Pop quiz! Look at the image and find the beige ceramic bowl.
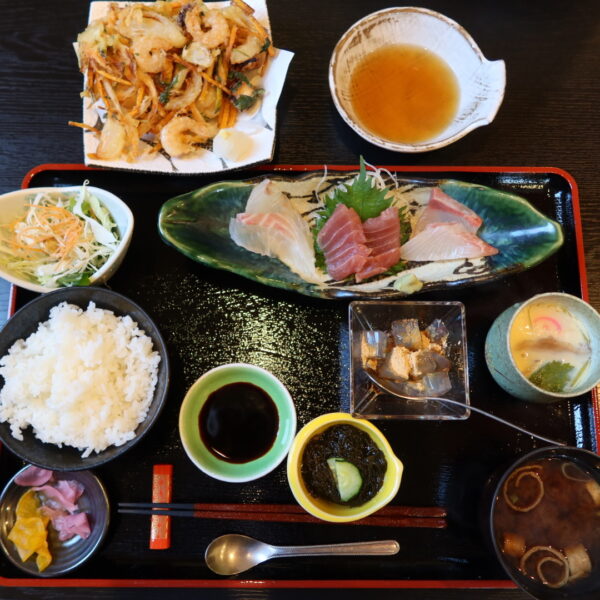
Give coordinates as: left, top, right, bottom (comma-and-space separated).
329, 7, 506, 152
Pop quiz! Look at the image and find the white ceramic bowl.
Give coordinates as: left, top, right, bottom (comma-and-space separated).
0, 185, 134, 293
329, 7, 506, 152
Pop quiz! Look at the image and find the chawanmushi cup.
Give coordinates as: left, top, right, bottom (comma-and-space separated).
484, 293, 600, 403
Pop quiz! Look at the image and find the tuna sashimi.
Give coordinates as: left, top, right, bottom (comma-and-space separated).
414, 188, 483, 235
399, 222, 498, 262
317, 204, 370, 280
230, 179, 327, 285
356, 206, 401, 282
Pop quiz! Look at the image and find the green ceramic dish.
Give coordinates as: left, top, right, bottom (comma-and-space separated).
158, 171, 564, 299
179, 363, 296, 482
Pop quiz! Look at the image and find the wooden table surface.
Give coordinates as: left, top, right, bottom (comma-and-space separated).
0, 1, 598, 599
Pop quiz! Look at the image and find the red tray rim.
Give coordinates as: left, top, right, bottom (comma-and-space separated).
1, 163, 595, 589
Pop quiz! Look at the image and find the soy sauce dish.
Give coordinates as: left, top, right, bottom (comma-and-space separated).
179, 364, 296, 483
486, 446, 600, 600
287, 413, 403, 523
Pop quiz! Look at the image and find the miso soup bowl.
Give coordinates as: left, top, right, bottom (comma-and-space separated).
286, 412, 403, 523
484, 293, 600, 403
484, 446, 600, 600
329, 7, 506, 152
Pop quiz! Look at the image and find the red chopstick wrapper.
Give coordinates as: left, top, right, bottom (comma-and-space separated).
150, 464, 173, 549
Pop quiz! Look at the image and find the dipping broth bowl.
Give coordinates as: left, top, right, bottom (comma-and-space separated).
287, 412, 403, 523
483, 446, 600, 600
329, 7, 506, 153
179, 363, 296, 483
485, 293, 600, 402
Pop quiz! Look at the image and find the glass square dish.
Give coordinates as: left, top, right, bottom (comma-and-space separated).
349, 301, 470, 420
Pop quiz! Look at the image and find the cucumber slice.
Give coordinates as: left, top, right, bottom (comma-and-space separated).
327, 458, 362, 502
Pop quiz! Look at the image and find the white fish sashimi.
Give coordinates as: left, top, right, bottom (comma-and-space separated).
229, 180, 327, 285
400, 222, 498, 262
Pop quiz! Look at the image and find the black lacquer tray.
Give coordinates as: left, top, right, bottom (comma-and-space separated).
0, 164, 596, 591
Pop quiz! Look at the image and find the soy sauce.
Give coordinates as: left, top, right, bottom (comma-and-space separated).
199, 382, 279, 463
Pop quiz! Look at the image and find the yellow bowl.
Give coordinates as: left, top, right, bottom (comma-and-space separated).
286, 412, 403, 523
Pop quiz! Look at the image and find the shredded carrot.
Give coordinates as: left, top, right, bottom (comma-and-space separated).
154, 110, 178, 133
225, 25, 238, 65
227, 104, 237, 129
218, 100, 230, 130
96, 69, 132, 86
199, 71, 231, 95
68, 121, 101, 134
189, 102, 205, 124
232, 0, 254, 15
94, 78, 109, 111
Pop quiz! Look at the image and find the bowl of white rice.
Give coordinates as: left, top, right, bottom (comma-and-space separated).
0, 287, 169, 470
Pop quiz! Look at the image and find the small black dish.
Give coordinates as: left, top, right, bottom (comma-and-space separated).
485, 446, 600, 600
0, 287, 170, 470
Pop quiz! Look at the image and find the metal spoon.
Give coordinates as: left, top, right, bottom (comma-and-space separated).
205, 533, 400, 575
363, 369, 565, 447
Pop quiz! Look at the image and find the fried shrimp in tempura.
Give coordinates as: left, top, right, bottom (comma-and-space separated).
73, 0, 273, 162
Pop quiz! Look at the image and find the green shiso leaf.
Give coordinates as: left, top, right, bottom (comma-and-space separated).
318, 156, 392, 222
528, 361, 574, 393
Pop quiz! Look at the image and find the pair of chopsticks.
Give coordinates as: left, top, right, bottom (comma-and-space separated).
118, 502, 447, 528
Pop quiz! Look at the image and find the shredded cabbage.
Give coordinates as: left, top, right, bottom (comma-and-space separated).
0, 184, 119, 288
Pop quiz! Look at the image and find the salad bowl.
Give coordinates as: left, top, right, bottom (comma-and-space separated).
0, 185, 133, 294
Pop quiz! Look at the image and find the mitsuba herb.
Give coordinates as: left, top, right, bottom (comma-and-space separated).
228, 70, 264, 111
528, 361, 575, 393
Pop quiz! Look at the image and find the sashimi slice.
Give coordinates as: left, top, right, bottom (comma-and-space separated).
230, 179, 327, 285
414, 188, 483, 235
317, 204, 370, 280
400, 222, 498, 262
356, 207, 401, 282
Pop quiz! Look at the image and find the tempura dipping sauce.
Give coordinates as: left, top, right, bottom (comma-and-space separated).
493, 457, 600, 591
349, 44, 460, 144
199, 382, 278, 463
509, 298, 591, 393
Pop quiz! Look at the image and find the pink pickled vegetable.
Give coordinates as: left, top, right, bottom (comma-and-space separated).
14, 466, 53, 487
